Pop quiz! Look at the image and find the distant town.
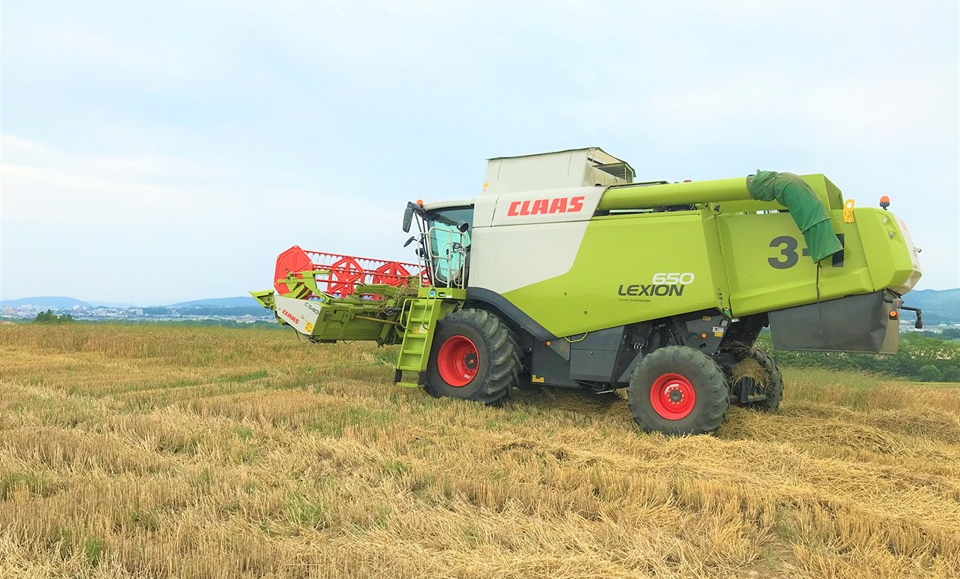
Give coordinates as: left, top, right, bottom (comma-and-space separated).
0, 296, 275, 325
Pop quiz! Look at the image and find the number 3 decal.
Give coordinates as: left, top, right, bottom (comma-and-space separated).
768, 236, 799, 269
768, 234, 845, 269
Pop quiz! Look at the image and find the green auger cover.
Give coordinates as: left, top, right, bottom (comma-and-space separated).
746, 170, 843, 262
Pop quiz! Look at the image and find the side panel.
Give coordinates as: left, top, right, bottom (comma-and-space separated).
500, 212, 719, 337
718, 208, 920, 316
568, 327, 627, 382
769, 291, 901, 353
530, 342, 578, 387
470, 221, 591, 295
718, 212, 870, 315
529, 325, 645, 388
273, 295, 399, 343
274, 295, 322, 335
469, 187, 605, 295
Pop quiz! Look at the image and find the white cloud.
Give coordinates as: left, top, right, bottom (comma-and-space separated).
0, 136, 411, 302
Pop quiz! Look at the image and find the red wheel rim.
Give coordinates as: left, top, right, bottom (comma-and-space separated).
649, 373, 696, 420
437, 336, 479, 387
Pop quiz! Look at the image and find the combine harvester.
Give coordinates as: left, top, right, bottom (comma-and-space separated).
252, 148, 923, 435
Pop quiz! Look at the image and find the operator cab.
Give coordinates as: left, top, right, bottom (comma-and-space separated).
403, 201, 474, 288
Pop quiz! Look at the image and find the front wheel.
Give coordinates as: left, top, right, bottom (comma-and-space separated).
628, 346, 729, 435
425, 308, 520, 405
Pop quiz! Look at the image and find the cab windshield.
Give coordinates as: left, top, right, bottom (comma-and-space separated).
423, 206, 473, 288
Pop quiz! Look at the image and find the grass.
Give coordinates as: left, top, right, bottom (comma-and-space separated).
0, 324, 959, 578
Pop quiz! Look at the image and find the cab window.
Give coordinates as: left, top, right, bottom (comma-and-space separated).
424, 206, 473, 287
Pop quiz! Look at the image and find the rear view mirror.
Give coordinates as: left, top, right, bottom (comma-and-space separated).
402, 203, 415, 233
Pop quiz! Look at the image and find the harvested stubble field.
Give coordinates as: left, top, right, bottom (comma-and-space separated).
1, 325, 959, 579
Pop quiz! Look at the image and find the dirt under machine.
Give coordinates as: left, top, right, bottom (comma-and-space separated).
252, 148, 923, 435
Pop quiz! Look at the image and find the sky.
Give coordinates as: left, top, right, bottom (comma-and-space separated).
1, 0, 958, 304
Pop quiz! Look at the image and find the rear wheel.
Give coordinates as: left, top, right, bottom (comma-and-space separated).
425, 308, 520, 404
730, 347, 783, 411
628, 346, 729, 435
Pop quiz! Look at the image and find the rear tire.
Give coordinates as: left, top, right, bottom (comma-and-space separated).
425, 308, 520, 405
628, 346, 729, 435
732, 347, 783, 411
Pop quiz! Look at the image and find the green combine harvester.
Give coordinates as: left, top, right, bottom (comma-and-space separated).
252, 148, 923, 435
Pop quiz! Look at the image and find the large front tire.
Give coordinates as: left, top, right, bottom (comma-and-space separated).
628, 346, 729, 435
425, 309, 520, 405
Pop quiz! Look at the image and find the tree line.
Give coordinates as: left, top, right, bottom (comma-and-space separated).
32, 309, 76, 324
764, 332, 960, 382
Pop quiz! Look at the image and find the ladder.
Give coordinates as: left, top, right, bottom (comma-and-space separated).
394, 298, 443, 388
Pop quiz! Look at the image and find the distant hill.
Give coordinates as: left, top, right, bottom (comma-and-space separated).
0, 296, 258, 309
2, 289, 955, 322
903, 288, 960, 325
0, 296, 90, 309
167, 296, 259, 308
87, 301, 138, 308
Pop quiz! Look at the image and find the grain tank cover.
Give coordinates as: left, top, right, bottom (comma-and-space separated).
482, 147, 635, 195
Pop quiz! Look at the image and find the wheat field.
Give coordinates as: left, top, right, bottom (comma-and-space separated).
0, 324, 958, 579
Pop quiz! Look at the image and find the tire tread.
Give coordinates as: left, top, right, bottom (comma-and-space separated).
628, 346, 729, 435
426, 308, 521, 405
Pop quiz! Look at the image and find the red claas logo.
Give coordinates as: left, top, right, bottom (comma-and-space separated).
507, 196, 585, 217
281, 309, 300, 324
